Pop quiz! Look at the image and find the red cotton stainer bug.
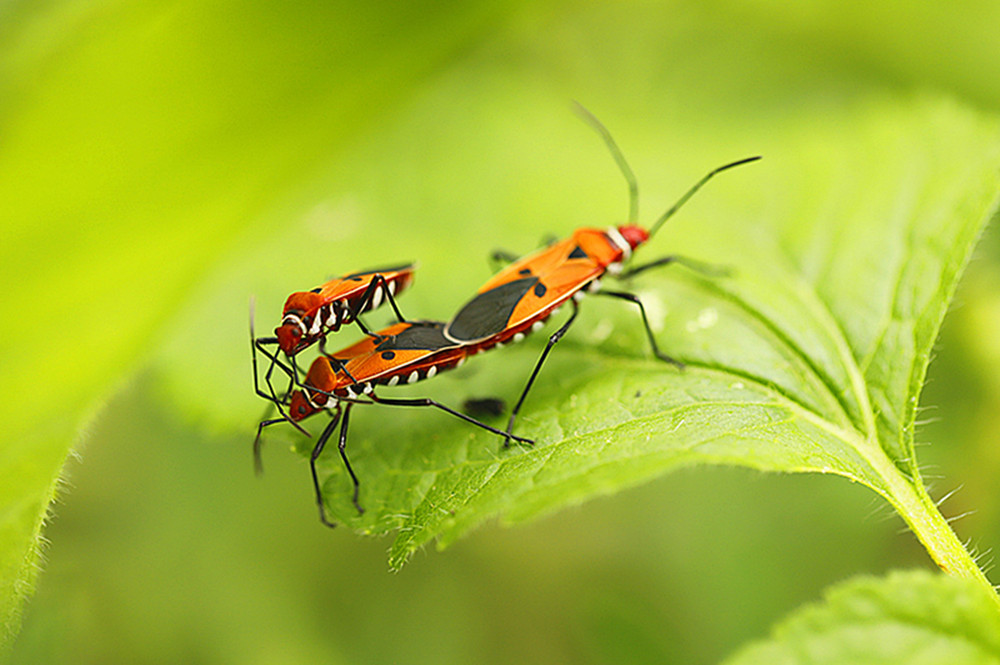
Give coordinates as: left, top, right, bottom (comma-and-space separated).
440, 104, 760, 444
271, 264, 415, 356
252, 264, 416, 406
253, 320, 533, 526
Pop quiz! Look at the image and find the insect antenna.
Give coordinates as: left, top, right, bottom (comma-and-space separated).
646, 156, 761, 241
573, 101, 639, 226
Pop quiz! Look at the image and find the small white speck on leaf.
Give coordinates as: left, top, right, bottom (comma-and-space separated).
685, 307, 718, 333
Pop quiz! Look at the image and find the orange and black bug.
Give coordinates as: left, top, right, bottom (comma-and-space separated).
271, 264, 415, 356
441, 105, 760, 443
254, 320, 533, 526
252, 264, 416, 409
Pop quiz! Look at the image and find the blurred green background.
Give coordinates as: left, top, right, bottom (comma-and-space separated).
3, 0, 1000, 663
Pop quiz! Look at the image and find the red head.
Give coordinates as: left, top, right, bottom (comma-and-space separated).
288, 390, 321, 422
275, 324, 304, 355
616, 225, 649, 250
275, 291, 324, 354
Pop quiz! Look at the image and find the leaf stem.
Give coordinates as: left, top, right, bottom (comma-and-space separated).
789, 401, 999, 611
860, 434, 1000, 612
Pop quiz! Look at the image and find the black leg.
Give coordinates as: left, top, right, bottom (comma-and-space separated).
594, 290, 684, 368
490, 237, 557, 271
504, 299, 580, 444
310, 407, 344, 528
252, 337, 310, 431
490, 249, 521, 272
619, 254, 730, 280
351, 274, 408, 328
250, 305, 311, 449
253, 416, 287, 476
316, 337, 364, 386
368, 393, 534, 446
335, 404, 364, 515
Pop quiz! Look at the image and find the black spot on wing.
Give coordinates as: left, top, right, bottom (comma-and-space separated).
568, 245, 588, 260
533, 282, 547, 298
377, 321, 453, 351
446, 277, 538, 342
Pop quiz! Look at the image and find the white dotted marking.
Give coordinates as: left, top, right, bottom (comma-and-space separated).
407, 370, 420, 384
369, 285, 383, 310
308, 314, 322, 335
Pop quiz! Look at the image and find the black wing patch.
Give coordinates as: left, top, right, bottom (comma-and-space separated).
446, 277, 538, 342
568, 245, 588, 260
377, 321, 452, 351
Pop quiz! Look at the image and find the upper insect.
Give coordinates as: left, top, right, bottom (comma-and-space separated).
274, 263, 416, 355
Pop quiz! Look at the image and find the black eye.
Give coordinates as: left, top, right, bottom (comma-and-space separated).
297, 405, 306, 415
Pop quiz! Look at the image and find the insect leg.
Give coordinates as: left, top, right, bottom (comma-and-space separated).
316, 337, 364, 386
367, 393, 534, 446
489, 249, 521, 272
334, 403, 365, 515
250, 310, 309, 437
310, 406, 345, 527
351, 274, 409, 329
489, 237, 556, 271
503, 299, 580, 445
253, 416, 288, 476
594, 290, 684, 368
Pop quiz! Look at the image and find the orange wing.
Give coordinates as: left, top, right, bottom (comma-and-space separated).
446, 228, 625, 343
330, 321, 464, 392
312, 264, 415, 307
276, 263, 415, 354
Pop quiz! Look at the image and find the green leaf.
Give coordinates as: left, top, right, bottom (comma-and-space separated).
214, 94, 998, 574
332, 98, 996, 571
724, 570, 1000, 665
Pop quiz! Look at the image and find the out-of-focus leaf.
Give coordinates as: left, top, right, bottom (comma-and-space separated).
0, 0, 530, 648
725, 570, 1000, 664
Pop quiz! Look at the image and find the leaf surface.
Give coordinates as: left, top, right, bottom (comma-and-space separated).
724, 570, 1000, 665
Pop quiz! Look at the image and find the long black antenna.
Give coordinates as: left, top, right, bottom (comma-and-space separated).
647, 156, 761, 240
573, 102, 639, 225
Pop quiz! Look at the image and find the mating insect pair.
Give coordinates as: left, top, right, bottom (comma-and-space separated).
252, 107, 759, 526
252, 267, 535, 526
